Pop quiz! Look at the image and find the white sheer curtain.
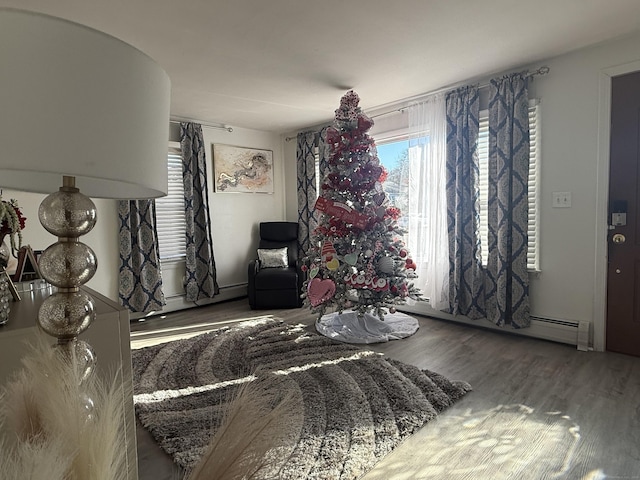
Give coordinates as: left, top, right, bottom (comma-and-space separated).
407, 94, 450, 311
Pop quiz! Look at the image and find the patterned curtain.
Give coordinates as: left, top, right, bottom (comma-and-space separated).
180, 122, 220, 302
118, 199, 165, 313
486, 73, 530, 327
445, 86, 485, 319
297, 128, 328, 255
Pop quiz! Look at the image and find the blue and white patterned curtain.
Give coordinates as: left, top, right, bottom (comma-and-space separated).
486, 73, 530, 327
445, 86, 485, 319
118, 199, 165, 313
297, 128, 329, 255
180, 122, 220, 302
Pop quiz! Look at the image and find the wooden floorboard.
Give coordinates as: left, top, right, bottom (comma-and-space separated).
131, 298, 640, 479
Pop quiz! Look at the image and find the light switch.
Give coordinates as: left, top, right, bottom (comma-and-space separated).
552, 192, 571, 208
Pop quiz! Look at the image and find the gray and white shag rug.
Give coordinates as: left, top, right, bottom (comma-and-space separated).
132, 318, 471, 479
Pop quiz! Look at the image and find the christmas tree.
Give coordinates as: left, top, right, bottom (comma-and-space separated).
302, 91, 423, 321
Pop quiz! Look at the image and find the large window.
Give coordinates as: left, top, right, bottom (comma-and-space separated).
155, 142, 187, 261
376, 100, 540, 271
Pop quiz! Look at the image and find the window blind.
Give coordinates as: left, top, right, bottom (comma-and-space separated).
155, 145, 187, 261
478, 100, 540, 271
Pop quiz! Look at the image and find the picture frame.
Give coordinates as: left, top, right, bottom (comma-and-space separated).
1, 267, 20, 301
212, 144, 274, 193
12, 246, 42, 283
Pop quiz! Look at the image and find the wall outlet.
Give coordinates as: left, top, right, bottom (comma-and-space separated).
552, 191, 572, 208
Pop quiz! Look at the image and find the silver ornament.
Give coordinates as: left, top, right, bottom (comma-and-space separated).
377, 256, 394, 274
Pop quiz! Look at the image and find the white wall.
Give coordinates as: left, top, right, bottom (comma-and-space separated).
0, 190, 119, 297
6, 124, 285, 312
282, 31, 640, 350
158, 124, 286, 313
529, 31, 640, 350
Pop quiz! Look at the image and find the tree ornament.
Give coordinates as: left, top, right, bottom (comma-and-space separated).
307, 278, 336, 307
344, 252, 358, 265
326, 257, 340, 271
377, 256, 394, 274
322, 240, 337, 262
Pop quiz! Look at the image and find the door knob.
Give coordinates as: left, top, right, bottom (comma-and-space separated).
612, 233, 626, 244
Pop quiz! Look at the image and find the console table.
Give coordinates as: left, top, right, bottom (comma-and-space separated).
0, 283, 138, 480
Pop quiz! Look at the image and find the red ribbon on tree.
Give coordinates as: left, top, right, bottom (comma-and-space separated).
314, 196, 369, 229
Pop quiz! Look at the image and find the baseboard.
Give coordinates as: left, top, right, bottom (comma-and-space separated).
397, 302, 590, 350
130, 284, 248, 321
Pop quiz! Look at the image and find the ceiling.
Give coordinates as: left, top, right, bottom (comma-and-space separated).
3, 1, 640, 133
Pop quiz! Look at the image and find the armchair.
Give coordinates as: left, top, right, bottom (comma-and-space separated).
247, 222, 303, 309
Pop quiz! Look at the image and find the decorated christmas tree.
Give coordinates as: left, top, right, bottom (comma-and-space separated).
302, 91, 423, 321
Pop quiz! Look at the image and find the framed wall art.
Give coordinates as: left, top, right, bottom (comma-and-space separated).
212, 144, 274, 193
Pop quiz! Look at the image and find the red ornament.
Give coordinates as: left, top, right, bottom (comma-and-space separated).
386, 207, 401, 220
378, 166, 388, 183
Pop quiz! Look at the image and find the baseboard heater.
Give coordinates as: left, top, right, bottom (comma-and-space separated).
529, 315, 589, 351
397, 303, 590, 351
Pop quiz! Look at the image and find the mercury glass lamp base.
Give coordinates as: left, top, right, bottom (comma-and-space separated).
36, 176, 98, 343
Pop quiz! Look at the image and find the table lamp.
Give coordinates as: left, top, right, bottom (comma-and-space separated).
0, 8, 171, 343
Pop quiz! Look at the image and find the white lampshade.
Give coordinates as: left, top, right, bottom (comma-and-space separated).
0, 8, 171, 199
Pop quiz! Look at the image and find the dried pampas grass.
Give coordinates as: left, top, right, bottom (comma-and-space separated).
0, 337, 129, 480
2, 337, 301, 480
185, 371, 302, 480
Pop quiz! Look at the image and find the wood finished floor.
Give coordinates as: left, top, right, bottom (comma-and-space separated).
130, 298, 640, 479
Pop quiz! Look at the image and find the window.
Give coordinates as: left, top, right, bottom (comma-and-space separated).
478, 100, 540, 271
155, 142, 187, 261
376, 99, 541, 271
377, 139, 410, 211
377, 139, 410, 242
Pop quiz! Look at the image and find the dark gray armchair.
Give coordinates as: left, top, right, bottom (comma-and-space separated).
247, 222, 303, 309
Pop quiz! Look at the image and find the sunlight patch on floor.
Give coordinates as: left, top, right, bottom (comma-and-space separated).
362, 404, 591, 479
133, 349, 382, 405
134, 374, 257, 404
272, 350, 382, 376
130, 315, 276, 349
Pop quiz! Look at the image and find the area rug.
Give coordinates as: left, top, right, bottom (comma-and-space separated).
132, 318, 471, 479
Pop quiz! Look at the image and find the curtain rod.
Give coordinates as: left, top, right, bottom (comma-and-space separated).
285, 65, 550, 141
370, 66, 550, 121
170, 118, 233, 132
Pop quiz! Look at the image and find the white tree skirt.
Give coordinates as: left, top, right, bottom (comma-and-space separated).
315, 310, 419, 344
